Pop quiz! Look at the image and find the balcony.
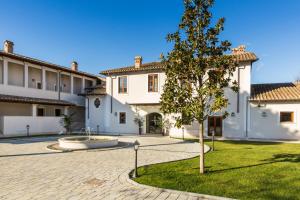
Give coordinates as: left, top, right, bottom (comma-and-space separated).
60, 74, 71, 93
28, 66, 42, 89
46, 70, 58, 91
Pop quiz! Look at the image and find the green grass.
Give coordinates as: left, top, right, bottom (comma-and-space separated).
134, 141, 300, 200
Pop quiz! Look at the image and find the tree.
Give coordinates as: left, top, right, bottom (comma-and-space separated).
160, 0, 238, 174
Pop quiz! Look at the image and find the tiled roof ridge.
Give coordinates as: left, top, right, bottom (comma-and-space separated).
251, 82, 300, 102
0, 51, 98, 79
101, 51, 258, 75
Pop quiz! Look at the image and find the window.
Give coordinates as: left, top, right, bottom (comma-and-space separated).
118, 76, 127, 93
119, 112, 126, 124
37, 108, 44, 116
55, 109, 62, 117
148, 74, 158, 92
280, 112, 294, 123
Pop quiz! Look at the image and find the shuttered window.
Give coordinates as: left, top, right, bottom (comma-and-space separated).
118, 76, 127, 93
148, 74, 158, 92
280, 112, 294, 123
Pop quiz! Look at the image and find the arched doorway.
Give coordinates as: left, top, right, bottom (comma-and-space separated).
146, 113, 162, 134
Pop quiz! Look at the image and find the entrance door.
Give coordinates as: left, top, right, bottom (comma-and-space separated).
146, 113, 162, 134
208, 116, 222, 136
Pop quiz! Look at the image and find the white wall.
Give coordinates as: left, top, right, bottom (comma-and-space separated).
0, 56, 96, 106
169, 62, 252, 139
106, 71, 165, 105
249, 102, 300, 140
2, 116, 64, 136
88, 62, 253, 137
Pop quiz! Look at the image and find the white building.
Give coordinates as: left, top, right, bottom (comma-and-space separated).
86, 46, 300, 140
2, 40, 300, 140
0, 40, 99, 136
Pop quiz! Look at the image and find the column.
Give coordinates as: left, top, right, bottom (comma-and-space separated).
70, 74, 74, 94
82, 77, 85, 93
3, 58, 8, 85
24, 62, 28, 88
42, 67, 46, 91
32, 104, 37, 117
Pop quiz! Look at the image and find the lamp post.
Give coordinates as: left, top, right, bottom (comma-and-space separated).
26, 125, 30, 137
133, 140, 140, 178
211, 130, 215, 151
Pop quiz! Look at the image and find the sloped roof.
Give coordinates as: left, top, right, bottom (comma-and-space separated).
0, 51, 98, 79
100, 52, 258, 75
250, 82, 300, 102
0, 94, 76, 106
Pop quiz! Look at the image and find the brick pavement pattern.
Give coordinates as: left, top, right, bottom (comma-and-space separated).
0, 135, 213, 200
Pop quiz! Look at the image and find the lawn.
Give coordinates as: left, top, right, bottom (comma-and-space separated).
134, 140, 300, 200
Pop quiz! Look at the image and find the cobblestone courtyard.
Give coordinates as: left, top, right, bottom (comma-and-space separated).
0, 135, 209, 200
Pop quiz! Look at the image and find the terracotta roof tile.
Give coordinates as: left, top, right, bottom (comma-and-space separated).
0, 51, 98, 79
250, 82, 300, 102
0, 94, 76, 106
100, 52, 258, 75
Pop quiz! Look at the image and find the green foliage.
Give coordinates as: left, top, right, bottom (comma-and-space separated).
135, 141, 300, 199
60, 112, 75, 134
157, 117, 172, 135
160, 0, 238, 128
134, 116, 144, 128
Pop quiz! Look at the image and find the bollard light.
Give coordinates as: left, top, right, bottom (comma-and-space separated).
97, 125, 99, 134
133, 140, 140, 178
211, 130, 215, 151
26, 125, 30, 137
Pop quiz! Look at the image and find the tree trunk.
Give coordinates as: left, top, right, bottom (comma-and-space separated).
199, 121, 205, 174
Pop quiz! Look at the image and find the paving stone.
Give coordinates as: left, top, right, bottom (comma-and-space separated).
0, 135, 211, 200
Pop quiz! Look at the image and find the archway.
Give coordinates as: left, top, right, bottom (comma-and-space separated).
146, 113, 162, 134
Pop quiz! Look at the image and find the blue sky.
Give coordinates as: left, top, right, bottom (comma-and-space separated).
0, 0, 299, 83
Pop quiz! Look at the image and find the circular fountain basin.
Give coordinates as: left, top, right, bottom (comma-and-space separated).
58, 136, 118, 150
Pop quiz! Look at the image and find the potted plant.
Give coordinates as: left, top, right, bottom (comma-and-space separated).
158, 117, 172, 136
60, 112, 75, 134
134, 116, 144, 135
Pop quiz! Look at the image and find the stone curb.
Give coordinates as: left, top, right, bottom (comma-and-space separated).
123, 171, 234, 200
119, 144, 235, 200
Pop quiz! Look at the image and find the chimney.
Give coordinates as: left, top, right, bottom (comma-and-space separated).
134, 56, 142, 68
4, 40, 14, 53
71, 61, 78, 71
232, 45, 246, 55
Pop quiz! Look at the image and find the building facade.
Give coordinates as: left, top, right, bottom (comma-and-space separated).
86, 46, 300, 140
0, 40, 99, 136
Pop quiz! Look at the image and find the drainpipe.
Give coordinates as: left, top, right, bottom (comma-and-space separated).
58, 71, 61, 100
86, 96, 90, 119
237, 67, 240, 113
110, 75, 113, 113
245, 96, 249, 138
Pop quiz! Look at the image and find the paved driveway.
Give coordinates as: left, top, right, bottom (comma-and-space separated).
0, 135, 207, 200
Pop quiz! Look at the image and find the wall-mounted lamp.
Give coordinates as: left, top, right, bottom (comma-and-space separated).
261, 111, 267, 117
